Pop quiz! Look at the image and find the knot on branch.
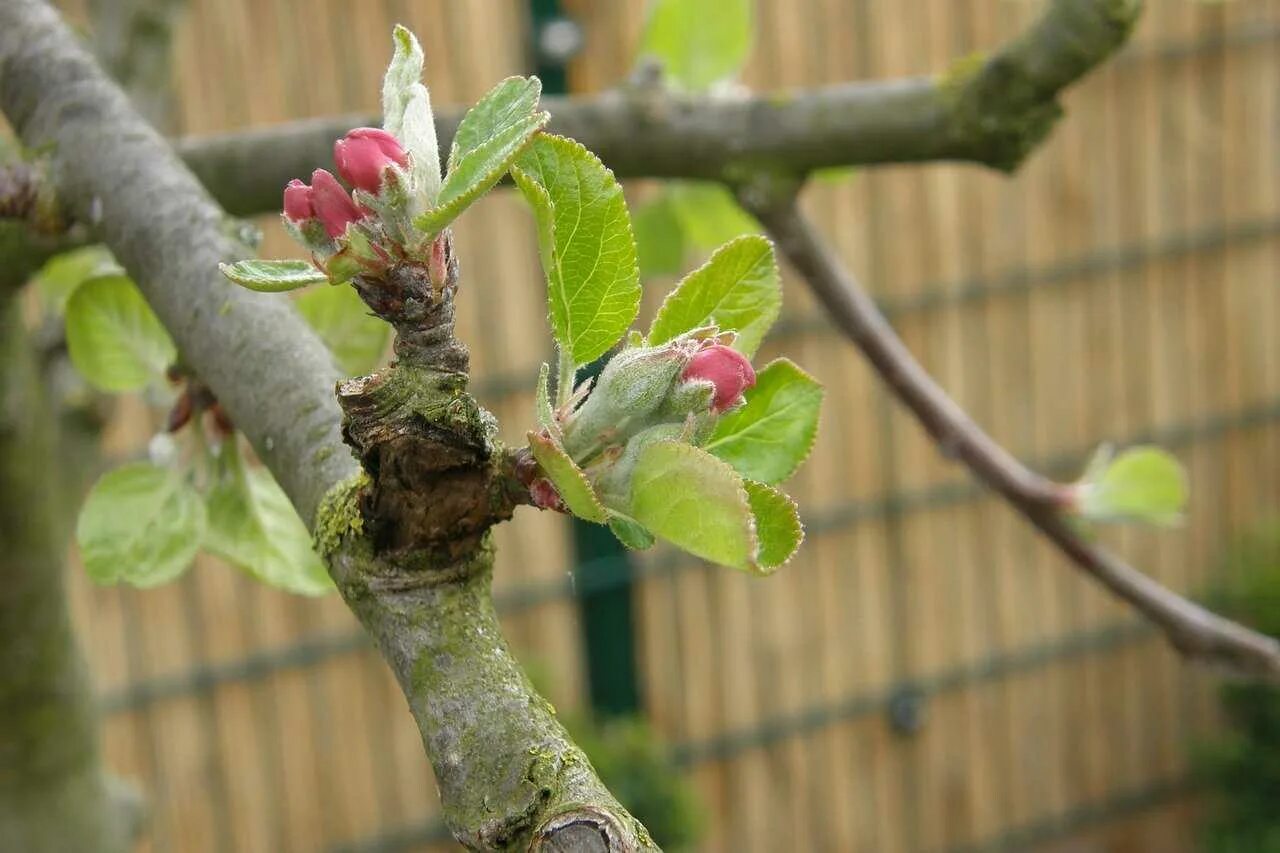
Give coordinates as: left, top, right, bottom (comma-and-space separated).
939, 52, 1064, 173
338, 362, 524, 567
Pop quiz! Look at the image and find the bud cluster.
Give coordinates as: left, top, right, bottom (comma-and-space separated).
280, 127, 447, 292
547, 331, 757, 510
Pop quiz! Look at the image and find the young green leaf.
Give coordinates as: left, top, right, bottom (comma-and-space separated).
704, 358, 823, 485
648, 234, 781, 357
382, 24, 441, 204
65, 274, 177, 391
629, 440, 759, 572
76, 463, 205, 587
512, 134, 641, 366
416, 77, 548, 233
608, 514, 656, 551
1077, 445, 1188, 526
448, 76, 543, 171
528, 431, 609, 523
204, 448, 333, 596
219, 259, 328, 292
296, 283, 390, 376
34, 245, 121, 312
639, 0, 754, 91
745, 480, 803, 571
534, 362, 560, 439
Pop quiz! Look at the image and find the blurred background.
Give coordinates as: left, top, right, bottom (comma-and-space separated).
34, 0, 1280, 851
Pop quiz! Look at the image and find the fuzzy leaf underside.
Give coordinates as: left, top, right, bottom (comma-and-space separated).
629, 440, 761, 573
744, 480, 803, 571
528, 431, 609, 523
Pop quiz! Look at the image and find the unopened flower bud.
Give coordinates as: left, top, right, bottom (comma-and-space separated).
334, 127, 409, 194
310, 169, 363, 238
283, 178, 314, 222
682, 344, 755, 412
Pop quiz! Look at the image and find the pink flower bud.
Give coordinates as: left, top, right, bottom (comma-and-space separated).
309, 169, 362, 238
334, 127, 409, 194
282, 178, 314, 222
682, 344, 756, 413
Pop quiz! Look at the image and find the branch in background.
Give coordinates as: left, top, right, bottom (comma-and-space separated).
0, 2, 649, 849
175, 0, 1141, 218
746, 194, 1280, 682
88, 0, 186, 129
0, 290, 131, 852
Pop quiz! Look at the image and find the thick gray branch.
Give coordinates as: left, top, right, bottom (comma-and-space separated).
176, 0, 1141, 217
748, 194, 1280, 682
0, 0, 352, 524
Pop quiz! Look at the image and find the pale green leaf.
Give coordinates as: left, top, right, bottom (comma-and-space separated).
745, 480, 802, 572
34, 245, 120, 312
513, 134, 641, 366
529, 431, 609, 523
534, 362, 559, 438
1078, 445, 1188, 526
609, 514, 656, 551
648, 234, 780, 356
448, 76, 543, 171
65, 274, 176, 392
633, 194, 687, 278
382, 24, 441, 203
205, 449, 333, 596
639, 0, 754, 91
667, 182, 759, 250
296, 284, 390, 376
630, 440, 758, 572
417, 91, 548, 234
705, 358, 823, 485
218, 259, 327, 292
76, 463, 205, 588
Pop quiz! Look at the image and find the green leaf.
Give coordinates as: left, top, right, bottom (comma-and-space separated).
639, 0, 754, 91
65, 274, 177, 392
1078, 445, 1188, 526
609, 514, 656, 551
76, 463, 205, 588
529, 431, 609, 523
218, 259, 328, 292
382, 24, 441, 203
513, 134, 641, 366
296, 284, 390, 375
630, 440, 759, 572
705, 358, 823, 485
417, 77, 548, 233
448, 76, 543, 171
667, 182, 759, 250
745, 480, 803, 571
204, 448, 333, 596
633, 194, 687, 278
534, 362, 560, 438
648, 234, 780, 356
34, 245, 120, 313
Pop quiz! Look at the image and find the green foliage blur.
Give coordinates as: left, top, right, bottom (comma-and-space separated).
1196, 523, 1280, 852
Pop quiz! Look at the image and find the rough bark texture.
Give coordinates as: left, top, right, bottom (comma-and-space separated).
176, 0, 1141, 217
0, 296, 129, 853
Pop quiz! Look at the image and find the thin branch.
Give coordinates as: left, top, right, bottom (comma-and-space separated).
747, 193, 1280, 682
175, 0, 1142, 218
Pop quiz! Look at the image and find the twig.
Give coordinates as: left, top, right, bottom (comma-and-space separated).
747, 194, 1280, 682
